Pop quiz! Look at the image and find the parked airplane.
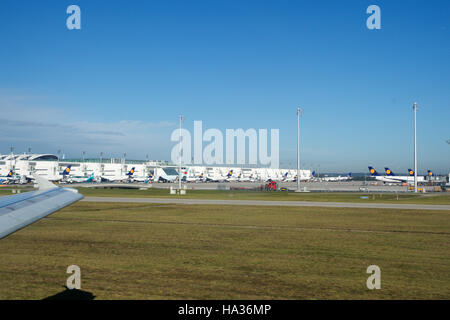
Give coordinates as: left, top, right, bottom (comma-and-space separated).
66, 172, 96, 183
62, 165, 72, 177
321, 173, 352, 182
281, 171, 296, 182
205, 170, 233, 182
101, 167, 136, 182
183, 175, 202, 183
224, 170, 238, 182
44, 165, 73, 182
180, 168, 203, 183
145, 170, 159, 183
299, 171, 316, 182
238, 173, 257, 182
132, 172, 154, 183
385, 167, 426, 183
369, 167, 425, 184
368, 167, 401, 183
0, 170, 16, 184
33, 165, 72, 183
1, 170, 13, 178
285, 173, 306, 182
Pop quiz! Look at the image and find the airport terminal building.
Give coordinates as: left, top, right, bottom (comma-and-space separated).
0, 153, 312, 183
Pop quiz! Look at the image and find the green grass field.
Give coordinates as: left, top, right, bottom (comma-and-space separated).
0, 202, 449, 299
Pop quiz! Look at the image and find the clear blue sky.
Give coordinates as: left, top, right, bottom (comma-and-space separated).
0, 0, 449, 173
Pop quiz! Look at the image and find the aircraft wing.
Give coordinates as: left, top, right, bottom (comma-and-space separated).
0, 174, 83, 239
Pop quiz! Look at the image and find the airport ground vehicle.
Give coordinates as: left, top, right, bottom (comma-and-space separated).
265, 181, 278, 191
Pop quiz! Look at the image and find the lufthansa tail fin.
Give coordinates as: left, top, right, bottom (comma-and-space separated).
368, 167, 378, 176
127, 167, 136, 176
61, 165, 72, 176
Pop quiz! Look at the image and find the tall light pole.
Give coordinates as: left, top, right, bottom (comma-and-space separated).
297, 107, 302, 191
413, 102, 418, 193
10, 146, 15, 171
178, 115, 183, 190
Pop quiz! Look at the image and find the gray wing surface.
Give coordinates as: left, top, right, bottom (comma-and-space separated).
0, 176, 83, 239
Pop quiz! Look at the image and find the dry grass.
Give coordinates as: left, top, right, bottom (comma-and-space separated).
0, 202, 449, 299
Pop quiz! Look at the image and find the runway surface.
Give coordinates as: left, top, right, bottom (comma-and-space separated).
82, 197, 450, 211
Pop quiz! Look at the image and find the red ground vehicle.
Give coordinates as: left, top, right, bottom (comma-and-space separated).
265, 180, 278, 191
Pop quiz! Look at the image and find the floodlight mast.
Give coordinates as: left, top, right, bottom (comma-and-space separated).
179, 115, 183, 190
413, 102, 418, 193
297, 107, 302, 191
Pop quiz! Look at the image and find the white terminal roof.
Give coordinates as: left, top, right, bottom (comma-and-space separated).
0, 154, 58, 161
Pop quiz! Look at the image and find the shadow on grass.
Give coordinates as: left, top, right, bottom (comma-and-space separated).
43, 286, 95, 300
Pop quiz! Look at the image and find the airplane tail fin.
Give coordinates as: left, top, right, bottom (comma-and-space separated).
408, 169, 414, 176
62, 165, 72, 176
384, 167, 394, 176
7, 170, 13, 177
368, 166, 378, 176
127, 167, 135, 176
427, 170, 434, 177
